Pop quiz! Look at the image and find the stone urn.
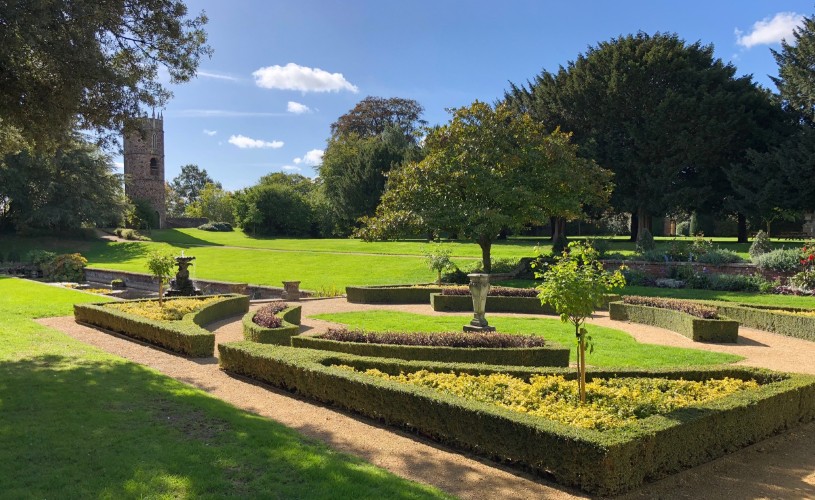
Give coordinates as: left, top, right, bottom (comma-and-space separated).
463, 273, 495, 332
282, 280, 301, 301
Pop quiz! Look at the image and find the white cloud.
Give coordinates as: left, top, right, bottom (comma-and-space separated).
287, 101, 311, 114
203, 129, 217, 136
736, 12, 804, 48
198, 70, 240, 81
293, 149, 324, 167
228, 134, 284, 149
113, 161, 124, 170
253, 63, 358, 93
281, 165, 302, 172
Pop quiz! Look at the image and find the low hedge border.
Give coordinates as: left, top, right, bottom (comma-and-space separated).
345, 285, 442, 304
290, 336, 569, 367
609, 302, 739, 343
713, 303, 815, 342
242, 304, 303, 345
430, 293, 622, 314
74, 294, 249, 357
218, 342, 815, 496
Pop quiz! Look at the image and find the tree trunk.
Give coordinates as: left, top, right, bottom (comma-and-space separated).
577, 323, 586, 404
550, 216, 558, 241
630, 213, 639, 242
478, 237, 492, 274
737, 213, 748, 243
637, 207, 652, 238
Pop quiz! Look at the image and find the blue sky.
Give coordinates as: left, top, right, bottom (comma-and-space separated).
118, 1, 814, 190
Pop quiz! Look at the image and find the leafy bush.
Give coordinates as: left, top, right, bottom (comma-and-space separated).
789, 270, 815, 291
621, 268, 655, 286
639, 249, 668, 262
696, 249, 744, 265
675, 220, 690, 236
198, 222, 233, 232
622, 296, 719, 319
465, 257, 521, 274
252, 302, 290, 328
586, 237, 611, 258
749, 230, 773, 259
111, 278, 126, 289
26, 249, 57, 267
635, 228, 655, 252
114, 227, 147, 240
441, 285, 538, 297
41, 253, 87, 282
753, 248, 802, 272
320, 328, 547, 348
440, 266, 469, 284
424, 243, 453, 284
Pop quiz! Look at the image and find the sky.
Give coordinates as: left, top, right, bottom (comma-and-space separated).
116, 1, 815, 191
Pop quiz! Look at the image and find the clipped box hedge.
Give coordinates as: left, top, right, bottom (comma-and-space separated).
290, 335, 569, 367
713, 303, 815, 342
242, 304, 303, 345
74, 294, 249, 357
345, 285, 443, 304
431, 293, 622, 314
609, 302, 739, 342
218, 342, 815, 496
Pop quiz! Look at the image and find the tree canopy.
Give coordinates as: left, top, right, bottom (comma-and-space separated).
169, 164, 218, 214
0, 0, 211, 152
329, 96, 427, 141
504, 32, 785, 240
357, 101, 612, 272
772, 12, 815, 126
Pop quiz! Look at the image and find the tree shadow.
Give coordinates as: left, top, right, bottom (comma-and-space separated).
149, 229, 224, 248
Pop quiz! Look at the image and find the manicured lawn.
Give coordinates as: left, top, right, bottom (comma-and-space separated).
312, 311, 742, 368
0, 277, 449, 499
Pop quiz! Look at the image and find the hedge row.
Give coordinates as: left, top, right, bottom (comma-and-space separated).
713, 303, 815, 342
290, 336, 569, 367
74, 294, 249, 357
242, 304, 303, 345
218, 342, 815, 495
609, 302, 739, 343
431, 293, 622, 314
345, 285, 442, 304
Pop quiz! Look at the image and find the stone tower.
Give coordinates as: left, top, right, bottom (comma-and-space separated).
123, 113, 166, 228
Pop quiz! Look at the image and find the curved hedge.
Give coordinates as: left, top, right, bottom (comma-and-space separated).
609, 301, 738, 343
713, 303, 815, 342
74, 294, 249, 357
242, 304, 302, 345
218, 342, 815, 496
290, 335, 569, 367
345, 285, 442, 304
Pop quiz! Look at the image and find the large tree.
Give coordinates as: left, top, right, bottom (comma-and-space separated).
357, 101, 612, 272
320, 123, 422, 234
184, 182, 235, 224
330, 96, 427, 141
771, 12, 815, 126
505, 32, 785, 241
169, 164, 217, 214
0, 138, 126, 232
0, 0, 211, 153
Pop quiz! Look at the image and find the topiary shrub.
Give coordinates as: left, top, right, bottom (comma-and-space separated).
749, 230, 773, 259
198, 222, 234, 232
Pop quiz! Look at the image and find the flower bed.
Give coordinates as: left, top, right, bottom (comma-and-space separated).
291, 328, 568, 367
242, 302, 302, 345
609, 299, 739, 343
74, 294, 249, 357
217, 342, 815, 496
431, 292, 621, 314
441, 286, 538, 297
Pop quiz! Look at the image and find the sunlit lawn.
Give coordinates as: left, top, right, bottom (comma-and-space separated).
0, 277, 449, 499
312, 310, 742, 368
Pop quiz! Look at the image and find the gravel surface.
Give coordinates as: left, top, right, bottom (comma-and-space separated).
38, 297, 815, 499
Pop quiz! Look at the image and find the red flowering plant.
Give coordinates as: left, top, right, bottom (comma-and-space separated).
790, 241, 815, 291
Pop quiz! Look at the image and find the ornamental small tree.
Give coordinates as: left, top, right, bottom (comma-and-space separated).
146, 251, 176, 306
536, 241, 626, 403
424, 244, 454, 284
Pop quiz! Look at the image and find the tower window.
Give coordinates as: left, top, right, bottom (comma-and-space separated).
149, 158, 158, 175
151, 132, 157, 151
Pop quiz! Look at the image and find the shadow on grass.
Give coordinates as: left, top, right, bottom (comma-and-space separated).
0, 354, 445, 499
83, 241, 153, 263
148, 229, 225, 248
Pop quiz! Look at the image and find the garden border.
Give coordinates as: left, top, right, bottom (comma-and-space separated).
713, 303, 815, 342
218, 342, 815, 496
74, 294, 249, 357
608, 302, 739, 342
242, 304, 303, 345
345, 285, 442, 304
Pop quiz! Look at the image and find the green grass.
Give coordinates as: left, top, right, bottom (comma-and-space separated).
312, 311, 742, 368
0, 277, 449, 499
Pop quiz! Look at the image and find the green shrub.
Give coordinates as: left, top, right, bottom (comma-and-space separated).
75, 294, 248, 356
696, 249, 744, 265
345, 285, 443, 304
621, 268, 655, 286
749, 230, 773, 259
789, 269, 815, 291
676, 220, 690, 236
622, 296, 719, 318
753, 248, 801, 272
639, 249, 668, 262
198, 222, 234, 232
431, 293, 556, 314
42, 253, 87, 282
586, 237, 611, 258
713, 303, 815, 342
242, 304, 302, 345
110, 278, 126, 289
610, 301, 738, 342
218, 342, 815, 496
635, 228, 655, 253
26, 249, 57, 267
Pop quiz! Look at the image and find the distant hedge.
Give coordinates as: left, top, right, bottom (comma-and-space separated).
609, 301, 738, 343
242, 304, 302, 345
218, 342, 815, 496
713, 303, 815, 342
345, 285, 442, 304
431, 293, 621, 314
74, 294, 248, 357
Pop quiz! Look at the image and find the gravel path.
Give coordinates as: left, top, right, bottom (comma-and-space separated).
38, 298, 815, 499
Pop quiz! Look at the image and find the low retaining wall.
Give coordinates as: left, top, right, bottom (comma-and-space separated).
85, 268, 307, 300
603, 260, 790, 281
